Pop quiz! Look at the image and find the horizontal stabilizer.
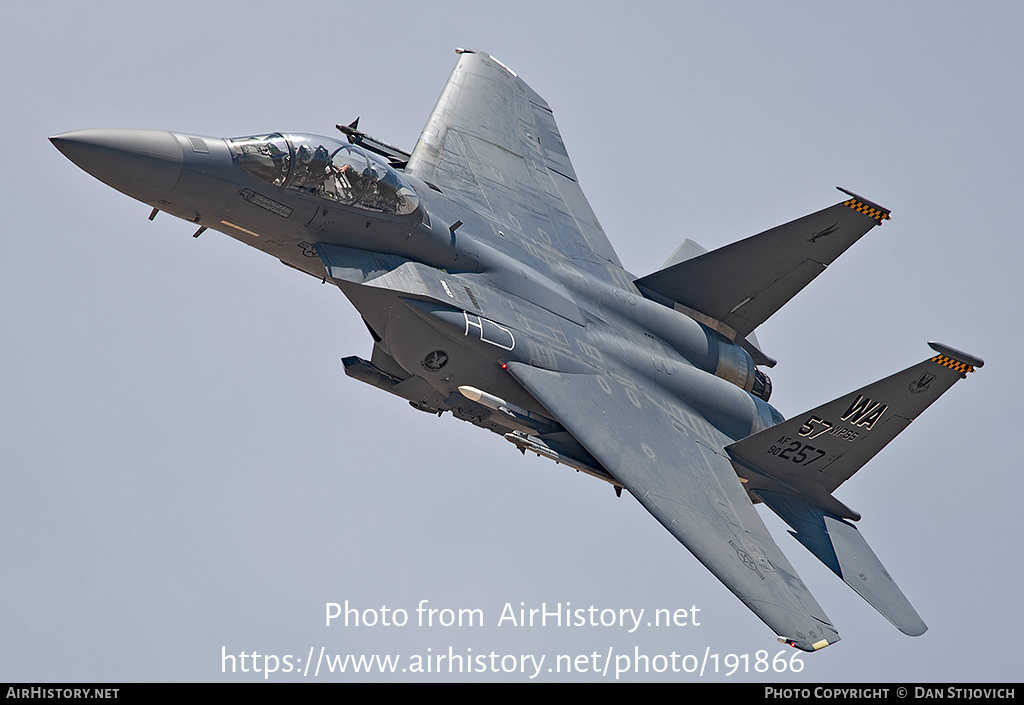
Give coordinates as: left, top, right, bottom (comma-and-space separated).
660, 238, 709, 269
754, 491, 927, 636
726, 342, 983, 509
634, 189, 890, 340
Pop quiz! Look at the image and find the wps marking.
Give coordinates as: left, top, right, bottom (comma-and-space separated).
840, 395, 888, 429
798, 415, 858, 442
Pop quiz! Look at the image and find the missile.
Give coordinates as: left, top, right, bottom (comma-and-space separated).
457, 385, 556, 431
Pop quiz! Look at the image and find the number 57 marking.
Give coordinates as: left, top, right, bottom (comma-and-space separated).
799, 415, 833, 439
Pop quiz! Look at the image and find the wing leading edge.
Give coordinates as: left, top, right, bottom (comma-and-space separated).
504, 361, 840, 651
406, 50, 622, 271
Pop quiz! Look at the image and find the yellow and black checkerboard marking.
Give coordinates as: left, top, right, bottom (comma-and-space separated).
843, 198, 891, 223
931, 354, 975, 374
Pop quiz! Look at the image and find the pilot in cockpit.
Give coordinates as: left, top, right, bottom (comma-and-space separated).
293, 143, 332, 189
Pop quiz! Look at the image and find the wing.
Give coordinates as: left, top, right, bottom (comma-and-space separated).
504, 361, 841, 651
406, 50, 622, 271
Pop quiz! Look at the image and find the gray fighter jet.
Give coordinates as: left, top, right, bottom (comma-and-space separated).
51, 49, 982, 652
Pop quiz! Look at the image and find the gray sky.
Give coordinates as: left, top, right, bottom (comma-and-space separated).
3, 0, 1019, 682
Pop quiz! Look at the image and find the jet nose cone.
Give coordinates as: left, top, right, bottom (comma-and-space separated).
50, 129, 184, 203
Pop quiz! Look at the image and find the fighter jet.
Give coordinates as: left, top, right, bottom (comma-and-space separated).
51, 49, 982, 652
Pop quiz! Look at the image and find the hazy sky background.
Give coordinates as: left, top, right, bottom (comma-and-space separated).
3, 1, 1019, 682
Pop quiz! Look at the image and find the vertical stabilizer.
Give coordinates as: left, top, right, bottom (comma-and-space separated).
725, 343, 982, 635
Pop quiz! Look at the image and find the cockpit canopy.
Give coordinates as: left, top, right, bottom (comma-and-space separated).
229, 133, 419, 216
